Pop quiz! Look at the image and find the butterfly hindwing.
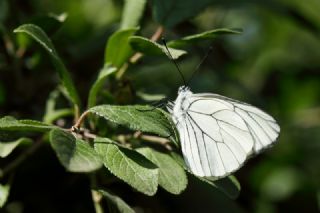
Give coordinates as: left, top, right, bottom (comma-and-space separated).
173, 90, 280, 178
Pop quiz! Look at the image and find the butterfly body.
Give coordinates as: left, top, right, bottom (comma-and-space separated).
168, 86, 280, 178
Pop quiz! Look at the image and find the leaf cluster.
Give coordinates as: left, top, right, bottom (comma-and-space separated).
0, 0, 243, 211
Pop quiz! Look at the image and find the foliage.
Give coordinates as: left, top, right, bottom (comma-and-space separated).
0, 0, 320, 212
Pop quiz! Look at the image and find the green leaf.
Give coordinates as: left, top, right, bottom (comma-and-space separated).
199, 176, 241, 199
136, 91, 166, 102
88, 105, 179, 145
0, 116, 54, 132
98, 189, 135, 213
49, 129, 103, 173
0, 138, 32, 158
43, 89, 74, 124
170, 151, 240, 198
105, 28, 138, 68
151, 0, 213, 28
169, 151, 188, 169
88, 64, 117, 108
168, 28, 243, 48
120, 0, 146, 29
44, 109, 74, 124
0, 183, 10, 208
13, 24, 80, 107
137, 147, 187, 194
129, 36, 187, 59
94, 137, 159, 196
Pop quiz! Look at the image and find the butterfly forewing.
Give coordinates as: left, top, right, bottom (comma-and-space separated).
172, 88, 280, 178
191, 93, 280, 152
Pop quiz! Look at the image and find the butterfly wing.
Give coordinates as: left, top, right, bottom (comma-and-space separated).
176, 93, 280, 177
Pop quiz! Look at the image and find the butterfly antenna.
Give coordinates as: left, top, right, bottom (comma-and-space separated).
161, 38, 186, 86
186, 46, 213, 86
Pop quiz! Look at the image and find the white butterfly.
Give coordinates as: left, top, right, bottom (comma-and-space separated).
167, 86, 280, 178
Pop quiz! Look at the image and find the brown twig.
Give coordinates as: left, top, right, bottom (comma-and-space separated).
117, 131, 172, 150
139, 134, 172, 151
130, 25, 164, 64
116, 26, 164, 79
72, 110, 91, 130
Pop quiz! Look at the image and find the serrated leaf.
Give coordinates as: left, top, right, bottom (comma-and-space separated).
99, 190, 135, 213
151, 0, 213, 28
0, 116, 54, 132
0, 183, 10, 207
137, 147, 187, 194
105, 28, 138, 68
49, 129, 103, 172
129, 36, 187, 59
88, 64, 117, 108
120, 0, 146, 29
14, 24, 80, 107
0, 138, 32, 158
94, 137, 159, 196
168, 28, 243, 48
88, 105, 178, 145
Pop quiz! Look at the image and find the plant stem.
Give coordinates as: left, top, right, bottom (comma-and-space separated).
74, 105, 80, 123
0, 139, 43, 178
116, 25, 164, 79
90, 174, 104, 213
92, 190, 104, 213
73, 110, 91, 129
117, 131, 172, 150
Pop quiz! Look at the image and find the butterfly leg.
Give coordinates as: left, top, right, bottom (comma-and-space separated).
136, 98, 168, 112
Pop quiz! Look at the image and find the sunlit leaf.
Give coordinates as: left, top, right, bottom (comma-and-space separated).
105, 28, 138, 68
14, 24, 80, 107
49, 129, 103, 172
0, 116, 54, 132
88, 105, 179, 145
94, 137, 159, 196
129, 36, 187, 59
137, 147, 187, 194
121, 0, 146, 29
0, 183, 10, 207
136, 91, 166, 102
0, 137, 32, 158
168, 28, 242, 48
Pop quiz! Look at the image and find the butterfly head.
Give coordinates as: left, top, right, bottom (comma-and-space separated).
178, 86, 191, 94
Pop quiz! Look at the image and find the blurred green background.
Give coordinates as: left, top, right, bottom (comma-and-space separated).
1, 0, 320, 212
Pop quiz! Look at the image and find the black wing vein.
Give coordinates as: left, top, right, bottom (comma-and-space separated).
185, 116, 205, 174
